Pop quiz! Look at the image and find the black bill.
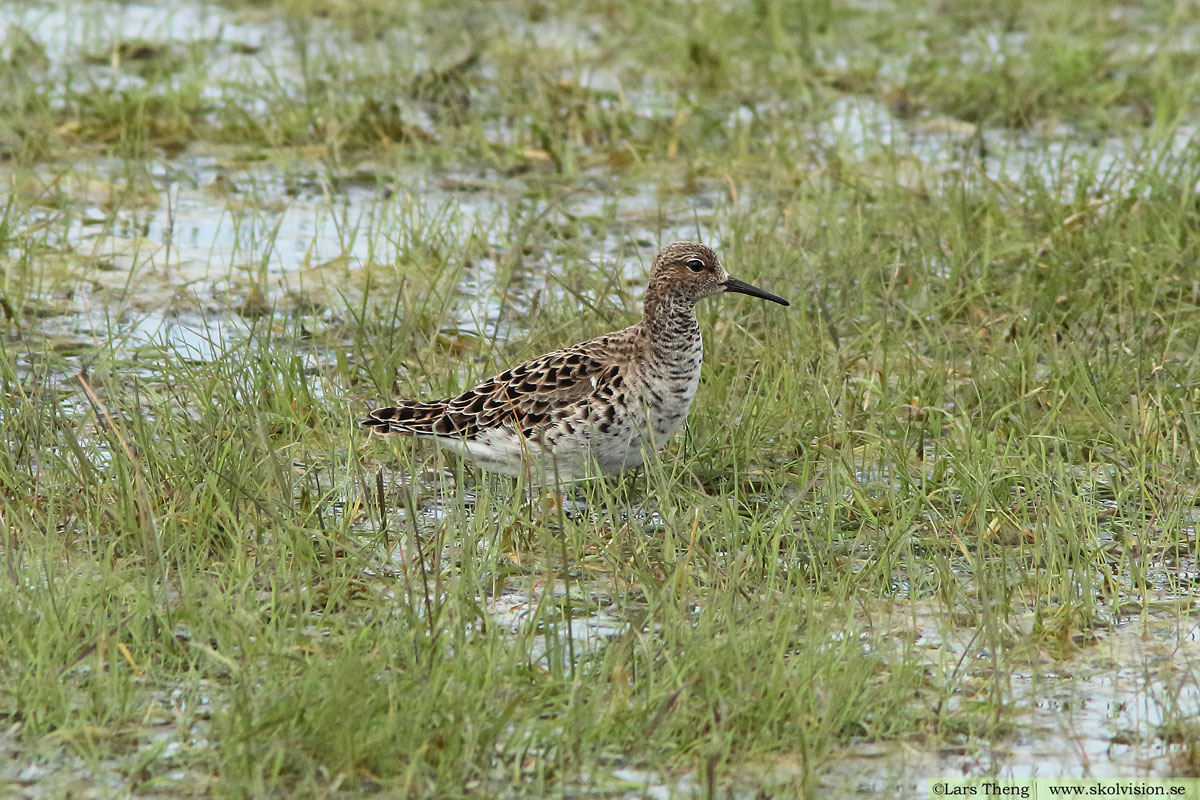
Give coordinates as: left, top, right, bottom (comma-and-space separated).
722, 276, 789, 306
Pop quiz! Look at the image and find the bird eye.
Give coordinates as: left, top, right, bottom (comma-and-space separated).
686, 258, 705, 273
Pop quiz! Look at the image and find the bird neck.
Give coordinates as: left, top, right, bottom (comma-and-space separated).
643, 291, 701, 357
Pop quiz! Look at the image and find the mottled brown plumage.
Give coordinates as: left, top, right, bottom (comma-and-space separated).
364, 241, 788, 480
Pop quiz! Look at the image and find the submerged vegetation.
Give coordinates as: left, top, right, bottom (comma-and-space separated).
2, 0, 1200, 796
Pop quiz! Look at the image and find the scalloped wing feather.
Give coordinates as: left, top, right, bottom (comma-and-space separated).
364, 337, 627, 440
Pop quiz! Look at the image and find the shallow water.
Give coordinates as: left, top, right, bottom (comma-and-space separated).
352, 473, 1200, 797
5, 1, 1200, 796
818, 606, 1200, 797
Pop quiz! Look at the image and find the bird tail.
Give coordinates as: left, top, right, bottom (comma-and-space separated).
362, 401, 450, 435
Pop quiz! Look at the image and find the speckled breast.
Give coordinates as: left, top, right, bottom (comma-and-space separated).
632, 335, 703, 446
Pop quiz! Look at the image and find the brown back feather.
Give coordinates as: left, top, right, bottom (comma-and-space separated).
363, 339, 624, 439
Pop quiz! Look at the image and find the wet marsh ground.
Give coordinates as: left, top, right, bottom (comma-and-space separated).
3, 0, 1200, 797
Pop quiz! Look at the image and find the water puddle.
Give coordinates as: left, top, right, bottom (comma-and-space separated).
347, 465, 1200, 796
816, 95, 1198, 198
818, 606, 1200, 797
4, 149, 741, 385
